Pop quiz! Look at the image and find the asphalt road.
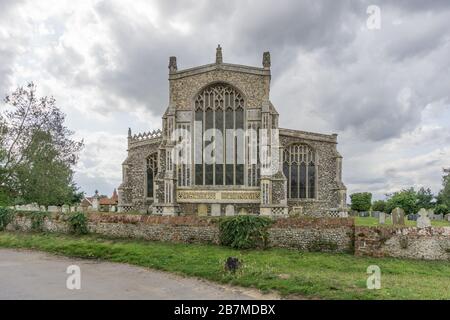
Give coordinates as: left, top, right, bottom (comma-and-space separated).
0, 249, 277, 300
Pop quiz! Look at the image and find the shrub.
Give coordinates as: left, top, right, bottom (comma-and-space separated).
350, 192, 372, 212
219, 215, 273, 249
372, 200, 387, 212
434, 204, 448, 216
0, 207, 14, 231
386, 188, 418, 215
67, 212, 89, 235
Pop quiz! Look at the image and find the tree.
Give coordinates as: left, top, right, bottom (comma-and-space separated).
437, 168, 450, 208
416, 187, 434, 209
372, 200, 387, 212
350, 192, 372, 212
385, 188, 418, 215
1, 82, 84, 205
434, 204, 448, 216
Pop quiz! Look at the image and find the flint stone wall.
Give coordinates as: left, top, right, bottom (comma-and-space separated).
7, 213, 354, 251
355, 226, 450, 260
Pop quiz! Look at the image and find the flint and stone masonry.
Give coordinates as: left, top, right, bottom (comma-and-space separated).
118, 46, 347, 216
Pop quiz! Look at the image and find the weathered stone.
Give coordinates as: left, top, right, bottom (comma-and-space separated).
61, 205, 70, 213
47, 206, 61, 213
117, 46, 347, 217
391, 207, 405, 225
238, 207, 248, 215
378, 212, 386, 224
211, 204, 221, 216
416, 208, 431, 228
225, 205, 235, 216
39, 205, 46, 212
197, 204, 208, 216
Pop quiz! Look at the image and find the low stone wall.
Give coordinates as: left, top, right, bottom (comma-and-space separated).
6, 213, 354, 252
355, 226, 450, 260
7, 212, 450, 260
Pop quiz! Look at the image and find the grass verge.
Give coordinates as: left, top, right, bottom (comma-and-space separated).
354, 216, 450, 227
1, 231, 450, 299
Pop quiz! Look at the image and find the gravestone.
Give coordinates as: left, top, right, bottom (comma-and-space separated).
225, 204, 235, 216
391, 207, 405, 225
47, 206, 61, 213
39, 205, 46, 212
408, 214, 418, 221
70, 206, 76, 212
61, 205, 70, 213
211, 204, 221, 216
446, 214, 450, 222
238, 207, 248, 215
431, 213, 443, 221
416, 208, 431, 228
109, 205, 117, 213
378, 212, 386, 224
197, 204, 208, 216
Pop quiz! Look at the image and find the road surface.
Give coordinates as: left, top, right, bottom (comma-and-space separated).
0, 248, 277, 300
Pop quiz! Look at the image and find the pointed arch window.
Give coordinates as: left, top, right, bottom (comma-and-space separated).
194, 83, 245, 186
283, 144, 316, 199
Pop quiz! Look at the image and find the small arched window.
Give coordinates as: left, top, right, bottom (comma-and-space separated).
146, 153, 158, 198
283, 144, 316, 199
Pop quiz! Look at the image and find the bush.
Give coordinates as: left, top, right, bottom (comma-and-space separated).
434, 204, 448, 216
372, 200, 387, 212
219, 215, 273, 249
67, 212, 88, 235
350, 192, 372, 212
386, 188, 418, 215
0, 207, 14, 231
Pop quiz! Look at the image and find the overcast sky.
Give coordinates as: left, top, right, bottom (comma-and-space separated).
1, 0, 449, 200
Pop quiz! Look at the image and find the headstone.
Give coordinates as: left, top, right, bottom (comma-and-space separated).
378, 212, 386, 224
225, 204, 235, 216
238, 207, 248, 215
40, 205, 46, 212
61, 205, 70, 213
446, 214, 450, 222
109, 205, 116, 213
432, 213, 443, 221
47, 206, 61, 213
407, 214, 418, 221
70, 206, 76, 212
197, 204, 208, 216
391, 207, 405, 225
211, 204, 221, 216
371, 211, 380, 218
416, 208, 431, 228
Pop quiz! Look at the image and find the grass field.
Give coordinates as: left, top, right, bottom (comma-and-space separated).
1, 231, 450, 300
354, 216, 450, 227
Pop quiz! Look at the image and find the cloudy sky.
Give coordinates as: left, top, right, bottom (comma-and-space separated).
1, 0, 449, 200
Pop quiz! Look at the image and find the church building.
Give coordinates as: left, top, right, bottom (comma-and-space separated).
118, 46, 347, 217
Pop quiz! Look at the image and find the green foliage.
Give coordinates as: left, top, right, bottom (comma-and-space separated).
0, 207, 14, 231
416, 187, 434, 209
1, 83, 84, 206
434, 204, 448, 216
67, 212, 88, 235
386, 188, 418, 215
350, 192, 372, 212
437, 168, 450, 208
372, 200, 387, 212
219, 215, 273, 249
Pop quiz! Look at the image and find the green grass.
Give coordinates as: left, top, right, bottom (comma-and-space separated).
1, 232, 450, 299
355, 216, 450, 227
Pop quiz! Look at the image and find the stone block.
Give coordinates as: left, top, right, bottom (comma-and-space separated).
211, 204, 221, 216
225, 205, 235, 216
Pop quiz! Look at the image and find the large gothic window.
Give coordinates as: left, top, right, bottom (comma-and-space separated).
283, 144, 316, 199
146, 153, 158, 198
194, 83, 245, 186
